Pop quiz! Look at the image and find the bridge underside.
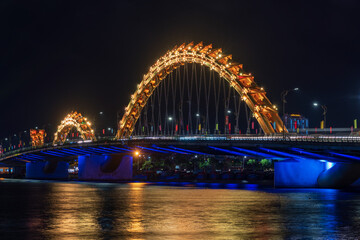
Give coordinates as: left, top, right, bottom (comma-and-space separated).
78, 154, 132, 180
26, 161, 69, 179
2, 139, 360, 188
274, 159, 360, 188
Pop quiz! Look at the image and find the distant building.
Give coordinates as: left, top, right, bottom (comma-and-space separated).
283, 114, 309, 132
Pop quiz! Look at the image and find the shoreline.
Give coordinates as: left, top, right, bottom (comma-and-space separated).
0, 177, 278, 190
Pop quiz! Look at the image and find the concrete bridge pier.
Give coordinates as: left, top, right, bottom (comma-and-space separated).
26, 161, 69, 179
317, 162, 360, 188
275, 159, 360, 188
78, 154, 133, 180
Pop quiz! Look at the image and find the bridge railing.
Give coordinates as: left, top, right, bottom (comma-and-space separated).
127, 134, 360, 143
1, 134, 360, 159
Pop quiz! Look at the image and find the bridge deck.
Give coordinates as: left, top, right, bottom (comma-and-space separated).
1, 135, 360, 167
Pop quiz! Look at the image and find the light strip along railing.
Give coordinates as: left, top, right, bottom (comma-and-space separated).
129, 135, 360, 143
2, 135, 360, 159
0, 139, 112, 159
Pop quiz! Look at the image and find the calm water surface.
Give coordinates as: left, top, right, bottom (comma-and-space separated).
1, 179, 360, 239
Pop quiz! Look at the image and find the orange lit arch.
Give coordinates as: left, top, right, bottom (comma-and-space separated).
53, 111, 96, 144
116, 42, 287, 138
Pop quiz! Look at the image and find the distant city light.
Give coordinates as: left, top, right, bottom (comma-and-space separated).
227, 110, 231, 114
196, 113, 200, 117
313, 102, 319, 107
99, 112, 103, 115
294, 87, 299, 91
168, 117, 173, 121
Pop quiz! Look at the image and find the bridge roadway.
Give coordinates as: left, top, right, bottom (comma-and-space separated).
1, 134, 360, 165
1, 135, 360, 188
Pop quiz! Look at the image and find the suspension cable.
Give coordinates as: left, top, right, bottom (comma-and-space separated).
213, 71, 221, 134
203, 66, 211, 134
245, 101, 251, 134
164, 72, 170, 135
195, 64, 202, 134
171, 69, 177, 135
144, 103, 149, 135
233, 87, 242, 134
187, 63, 194, 135
179, 64, 186, 135
150, 93, 155, 136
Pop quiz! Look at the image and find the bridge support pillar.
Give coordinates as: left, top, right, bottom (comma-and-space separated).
78, 154, 132, 180
274, 159, 325, 188
26, 161, 69, 179
317, 162, 360, 188
275, 159, 360, 188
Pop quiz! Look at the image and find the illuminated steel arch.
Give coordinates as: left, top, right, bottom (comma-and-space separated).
116, 42, 287, 138
53, 111, 96, 144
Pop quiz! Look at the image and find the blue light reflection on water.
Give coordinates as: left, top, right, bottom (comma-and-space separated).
209, 183, 221, 188
195, 182, 207, 188
261, 188, 344, 239
244, 183, 258, 190
225, 183, 238, 189
145, 181, 263, 190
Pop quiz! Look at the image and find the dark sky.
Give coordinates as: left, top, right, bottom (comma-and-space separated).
1, 0, 360, 138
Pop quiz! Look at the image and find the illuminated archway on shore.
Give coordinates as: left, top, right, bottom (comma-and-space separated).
116, 42, 287, 138
53, 111, 96, 144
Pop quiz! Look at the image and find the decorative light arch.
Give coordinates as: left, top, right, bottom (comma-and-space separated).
53, 111, 96, 144
116, 42, 287, 138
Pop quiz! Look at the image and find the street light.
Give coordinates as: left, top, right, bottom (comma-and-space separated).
313, 102, 327, 128
281, 88, 299, 137
134, 150, 140, 170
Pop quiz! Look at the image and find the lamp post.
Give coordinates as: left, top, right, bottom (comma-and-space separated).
313, 103, 327, 129
226, 109, 231, 134
281, 88, 299, 138
168, 116, 173, 135
134, 150, 140, 171
195, 113, 200, 135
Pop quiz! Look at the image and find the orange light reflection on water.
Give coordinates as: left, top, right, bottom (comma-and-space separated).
21, 181, 285, 239
44, 183, 101, 239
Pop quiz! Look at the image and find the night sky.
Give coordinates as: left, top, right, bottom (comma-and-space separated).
1, 0, 360, 138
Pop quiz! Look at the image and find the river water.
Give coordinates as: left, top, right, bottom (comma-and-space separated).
1, 179, 360, 239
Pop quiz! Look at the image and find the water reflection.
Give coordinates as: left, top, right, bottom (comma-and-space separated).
1, 180, 360, 239
44, 183, 101, 239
